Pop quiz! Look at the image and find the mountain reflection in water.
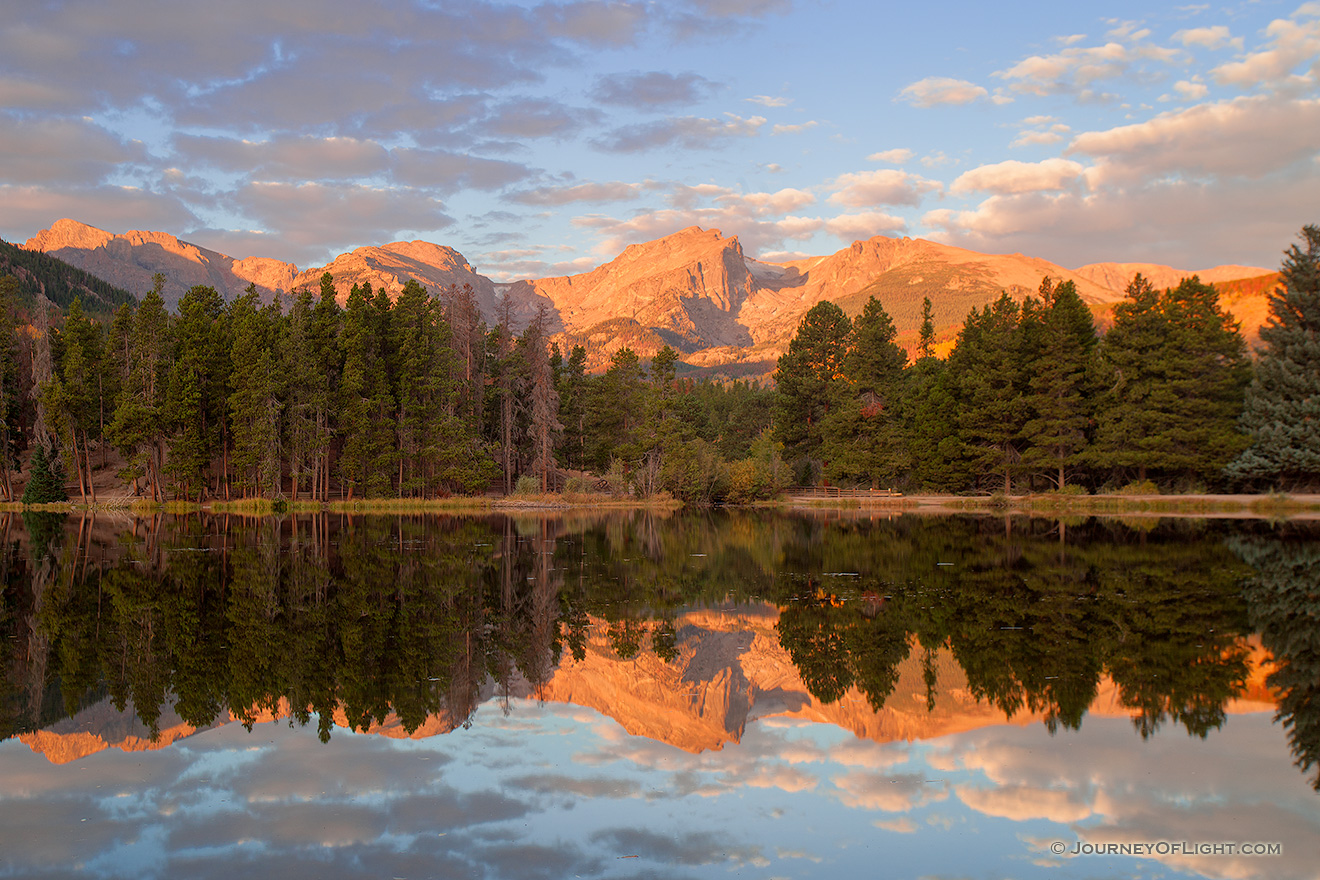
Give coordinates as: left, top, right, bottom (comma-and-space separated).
1, 510, 1318, 880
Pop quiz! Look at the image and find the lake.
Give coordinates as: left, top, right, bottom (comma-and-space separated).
1, 510, 1317, 879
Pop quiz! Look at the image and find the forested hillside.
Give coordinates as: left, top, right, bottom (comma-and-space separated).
0, 239, 136, 317
0, 226, 1316, 504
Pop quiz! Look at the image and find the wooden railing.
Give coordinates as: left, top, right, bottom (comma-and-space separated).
786, 486, 904, 499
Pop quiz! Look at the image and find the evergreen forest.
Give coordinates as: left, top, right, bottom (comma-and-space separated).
0, 224, 1316, 504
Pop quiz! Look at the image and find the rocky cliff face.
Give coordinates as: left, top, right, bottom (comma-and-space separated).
509, 226, 759, 351
24, 219, 296, 309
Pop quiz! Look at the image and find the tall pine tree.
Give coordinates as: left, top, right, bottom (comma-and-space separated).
1019, 278, 1098, 490
1228, 225, 1320, 489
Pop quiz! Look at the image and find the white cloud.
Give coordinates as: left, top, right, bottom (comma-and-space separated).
721, 187, 816, 215
747, 94, 791, 107
235, 181, 454, 258
771, 120, 818, 135
868, 148, 913, 164
824, 212, 907, 242
1011, 119, 1072, 148
827, 169, 942, 207
1212, 12, 1320, 89
996, 43, 1132, 96
1069, 95, 1320, 184
833, 772, 948, 812
956, 784, 1093, 823
897, 76, 988, 107
922, 170, 1320, 270
1174, 25, 1243, 50
951, 158, 1086, 195
593, 113, 766, 152
0, 115, 151, 186
508, 181, 643, 206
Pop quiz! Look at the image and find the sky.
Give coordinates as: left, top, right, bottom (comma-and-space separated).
2, 0, 1319, 281
2, 701, 1315, 879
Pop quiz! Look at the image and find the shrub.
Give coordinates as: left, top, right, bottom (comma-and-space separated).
514, 474, 541, 496
1116, 480, 1159, 496
23, 445, 68, 504
564, 475, 593, 494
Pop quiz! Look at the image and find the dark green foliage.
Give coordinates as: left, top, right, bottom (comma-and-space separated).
820, 297, 910, 487
165, 285, 228, 499
0, 238, 136, 318
1090, 275, 1250, 486
108, 279, 171, 499
1229, 225, 1320, 489
947, 293, 1031, 493
918, 296, 936, 359
338, 283, 396, 498
1019, 279, 1098, 489
1233, 528, 1320, 788
22, 444, 67, 503
227, 287, 283, 497
773, 301, 852, 465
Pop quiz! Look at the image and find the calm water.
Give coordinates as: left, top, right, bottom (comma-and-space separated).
1, 510, 1317, 879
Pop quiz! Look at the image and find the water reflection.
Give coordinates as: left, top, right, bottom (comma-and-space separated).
0, 512, 1307, 752
1, 510, 1318, 879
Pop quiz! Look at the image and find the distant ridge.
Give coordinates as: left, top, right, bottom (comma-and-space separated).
24, 219, 296, 309
0, 237, 136, 316
23, 218, 1275, 367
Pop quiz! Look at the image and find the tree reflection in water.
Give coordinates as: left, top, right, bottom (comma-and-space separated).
0, 510, 1314, 789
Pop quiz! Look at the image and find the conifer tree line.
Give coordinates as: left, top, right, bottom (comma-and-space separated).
0, 223, 1315, 502
773, 224, 1320, 494
0, 271, 778, 502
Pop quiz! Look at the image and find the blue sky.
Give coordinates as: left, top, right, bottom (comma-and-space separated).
1, 702, 1314, 879
2, 0, 1318, 279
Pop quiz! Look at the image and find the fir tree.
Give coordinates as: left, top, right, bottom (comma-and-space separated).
1228, 225, 1320, 489
165, 285, 227, 499
338, 282, 395, 498
772, 300, 852, 470
109, 277, 171, 499
227, 287, 282, 497
918, 296, 936, 360
820, 297, 909, 487
22, 442, 67, 504
1019, 278, 1098, 490
1091, 275, 1249, 486
948, 293, 1030, 493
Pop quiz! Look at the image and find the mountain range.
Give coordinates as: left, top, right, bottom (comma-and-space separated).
22, 219, 1277, 369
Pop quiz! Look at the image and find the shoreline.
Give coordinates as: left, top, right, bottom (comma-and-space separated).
3, 491, 1319, 519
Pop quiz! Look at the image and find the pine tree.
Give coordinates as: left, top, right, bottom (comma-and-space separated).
282, 288, 321, 500
820, 297, 909, 487
918, 296, 936, 360
585, 347, 645, 471
523, 307, 562, 492
338, 282, 395, 498
1090, 275, 1249, 486
109, 277, 171, 500
772, 300, 852, 471
165, 285, 227, 499
43, 298, 104, 502
309, 274, 343, 499
555, 344, 588, 470
948, 293, 1030, 493
1228, 225, 1320, 489
227, 287, 282, 497
0, 275, 18, 499
1019, 278, 1098, 490
22, 443, 67, 504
